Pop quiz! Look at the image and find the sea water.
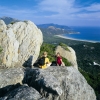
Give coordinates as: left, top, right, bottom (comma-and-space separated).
62, 26, 100, 42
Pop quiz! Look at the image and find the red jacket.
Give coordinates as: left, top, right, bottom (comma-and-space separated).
57, 56, 62, 66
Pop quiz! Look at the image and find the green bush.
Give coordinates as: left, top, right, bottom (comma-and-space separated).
24, 20, 28, 23
40, 43, 56, 61
10, 21, 15, 24
62, 57, 72, 66
59, 43, 70, 52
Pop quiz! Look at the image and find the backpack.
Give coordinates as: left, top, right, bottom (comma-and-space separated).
38, 57, 45, 66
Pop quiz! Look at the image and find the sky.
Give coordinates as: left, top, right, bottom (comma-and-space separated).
0, 0, 100, 26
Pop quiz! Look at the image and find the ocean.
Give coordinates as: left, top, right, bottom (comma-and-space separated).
62, 26, 100, 42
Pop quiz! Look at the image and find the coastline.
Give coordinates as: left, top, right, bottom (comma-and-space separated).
55, 34, 99, 43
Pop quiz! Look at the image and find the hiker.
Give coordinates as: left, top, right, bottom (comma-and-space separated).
56, 52, 63, 66
38, 51, 51, 69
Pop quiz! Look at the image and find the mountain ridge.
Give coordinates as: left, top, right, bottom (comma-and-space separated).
0, 16, 19, 25
0, 16, 78, 35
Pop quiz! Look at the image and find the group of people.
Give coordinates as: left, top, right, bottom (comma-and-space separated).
34, 51, 64, 69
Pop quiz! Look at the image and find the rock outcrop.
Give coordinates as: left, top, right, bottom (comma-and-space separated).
0, 20, 43, 68
55, 45, 78, 69
0, 84, 44, 100
0, 66, 96, 100
0, 20, 96, 100
23, 66, 96, 100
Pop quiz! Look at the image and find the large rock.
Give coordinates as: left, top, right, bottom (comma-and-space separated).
0, 20, 43, 68
0, 67, 24, 88
0, 20, 6, 32
23, 66, 96, 100
55, 45, 78, 69
0, 84, 45, 100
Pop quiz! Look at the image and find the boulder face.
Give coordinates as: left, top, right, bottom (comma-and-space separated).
55, 46, 78, 69
0, 67, 24, 88
24, 66, 96, 100
0, 20, 43, 68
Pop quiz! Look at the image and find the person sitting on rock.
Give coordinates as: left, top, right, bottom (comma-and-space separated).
56, 52, 63, 66
39, 51, 51, 69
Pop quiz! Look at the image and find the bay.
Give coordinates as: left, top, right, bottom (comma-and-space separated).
62, 26, 100, 42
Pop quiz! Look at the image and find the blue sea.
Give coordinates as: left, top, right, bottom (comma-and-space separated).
62, 26, 100, 42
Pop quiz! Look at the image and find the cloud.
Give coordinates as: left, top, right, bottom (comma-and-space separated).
37, 0, 76, 14
85, 3, 100, 11
0, 0, 100, 26
36, 0, 100, 21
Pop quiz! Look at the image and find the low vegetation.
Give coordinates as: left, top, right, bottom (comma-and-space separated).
40, 43, 72, 66
59, 43, 70, 52
79, 68, 100, 99
42, 33, 100, 99
10, 21, 15, 24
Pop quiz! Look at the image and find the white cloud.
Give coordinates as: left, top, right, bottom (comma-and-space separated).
36, 0, 100, 22
38, 0, 76, 14
85, 3, 100, 11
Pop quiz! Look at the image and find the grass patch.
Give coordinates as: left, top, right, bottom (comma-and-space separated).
59, 43, 70, 52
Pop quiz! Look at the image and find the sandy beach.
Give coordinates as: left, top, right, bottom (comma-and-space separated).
55, 34, 98, 43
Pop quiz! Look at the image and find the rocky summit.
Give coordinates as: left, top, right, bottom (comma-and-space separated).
23, 66, 96, 100
0, 20, 96, 100
0, 66, 96, 100
0, 20, 43, 68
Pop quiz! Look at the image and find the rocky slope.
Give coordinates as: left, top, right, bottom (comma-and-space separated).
0, 20, 43, 68
0, 66, 96, 100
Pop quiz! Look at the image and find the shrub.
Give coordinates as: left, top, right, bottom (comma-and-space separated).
40, 43, 56, 61
10, 21, 15, 24
59, 43, 70, 52
24, 20, 28, 23
62, 57, 72, 66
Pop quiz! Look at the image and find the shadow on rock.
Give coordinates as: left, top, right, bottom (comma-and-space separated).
22, 67, 58, 97
23, 55, 33, 68
0, 83, 21, 97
